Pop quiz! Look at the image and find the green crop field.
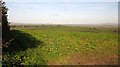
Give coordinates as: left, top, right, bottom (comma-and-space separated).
2, 25, 119, 65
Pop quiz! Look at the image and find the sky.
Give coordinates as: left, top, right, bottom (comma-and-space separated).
5, 0, 118, 24
5, 0, 120, 2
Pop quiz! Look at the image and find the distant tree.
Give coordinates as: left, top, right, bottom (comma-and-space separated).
93, 27, 96, 30
89, 28, 91, 30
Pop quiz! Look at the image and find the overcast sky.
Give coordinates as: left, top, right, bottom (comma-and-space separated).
6, 0, 118, 24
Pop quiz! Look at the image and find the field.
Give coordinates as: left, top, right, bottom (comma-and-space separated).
2, 25, 119, 65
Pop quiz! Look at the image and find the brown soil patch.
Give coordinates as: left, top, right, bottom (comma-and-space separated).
48, 54, 118, 65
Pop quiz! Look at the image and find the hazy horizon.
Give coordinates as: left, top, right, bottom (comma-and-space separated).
9, 21, 118, 25
6, 1, 118, 25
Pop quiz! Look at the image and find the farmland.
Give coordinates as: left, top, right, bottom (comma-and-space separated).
2, 25, 119, 65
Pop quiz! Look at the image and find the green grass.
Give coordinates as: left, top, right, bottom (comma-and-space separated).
3, 25, 119, 65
